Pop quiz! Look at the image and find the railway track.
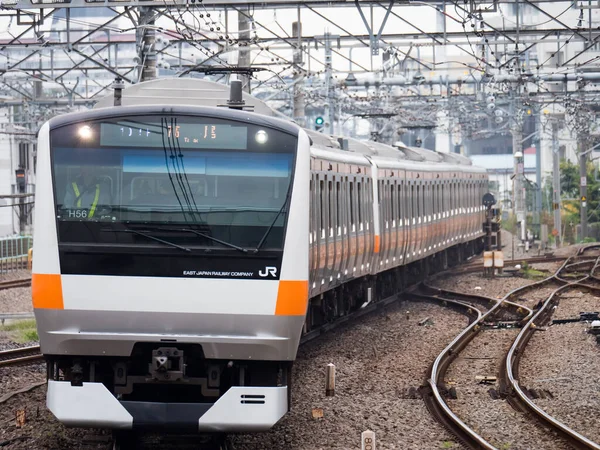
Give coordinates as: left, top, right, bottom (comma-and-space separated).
418, 247, 600, 450
0, 278, 31, 291
0, 345, 43, 368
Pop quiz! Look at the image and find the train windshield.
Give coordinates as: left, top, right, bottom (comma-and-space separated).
50, 115, 297, 250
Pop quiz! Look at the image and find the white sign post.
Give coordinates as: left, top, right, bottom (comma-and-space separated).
361, 430, 376, 450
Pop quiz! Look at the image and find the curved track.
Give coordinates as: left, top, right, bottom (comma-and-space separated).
419, 248, 600, 450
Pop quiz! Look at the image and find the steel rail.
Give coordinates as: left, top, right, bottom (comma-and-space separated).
0, 345, 43, 368
418, 255, 581, 449
0, 278, 31, 291
505, 260, 600, 450
419, 283, 534, 320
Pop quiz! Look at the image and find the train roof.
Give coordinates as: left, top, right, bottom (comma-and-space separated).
95, 78, 480, 170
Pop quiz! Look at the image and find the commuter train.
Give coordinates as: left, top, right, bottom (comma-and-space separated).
31, 79, 487, 441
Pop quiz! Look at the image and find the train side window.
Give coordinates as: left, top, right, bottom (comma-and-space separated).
357, 181, 363, 231
434, 182, 438, 219
396, 181, 404, 227
363, 178, 373, 231
389, 180, 394, 228
416, 184, 421, 224
350, 180, 355, 232
319, 179, 325, 239
328, 180, 334, 237
336, 181, 342, 236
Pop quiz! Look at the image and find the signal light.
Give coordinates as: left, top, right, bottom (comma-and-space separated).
315, 116, 325, 132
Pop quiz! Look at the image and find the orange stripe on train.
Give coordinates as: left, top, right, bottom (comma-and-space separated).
374, 235, 380, 253
32, 273, 64, 310
275, 280, 309, 316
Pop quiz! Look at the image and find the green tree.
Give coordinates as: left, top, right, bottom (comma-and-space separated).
543, 159, 600, 242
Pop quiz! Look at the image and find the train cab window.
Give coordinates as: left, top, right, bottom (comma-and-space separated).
50, 115, 297, 250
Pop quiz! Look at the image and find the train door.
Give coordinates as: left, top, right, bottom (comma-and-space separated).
356, 175, 366, 276
348, 175, 358, 277
326, 176, 336, 286
399, 173, 407, 263
393, 175, 401, 265
316, 171, 326, 293
332, 176, 342, 285
365, 174, 375, 273
309, 168, 317, 297
409, 175, 415, 261
340, 174, 349, 284
369, 160, 381, 274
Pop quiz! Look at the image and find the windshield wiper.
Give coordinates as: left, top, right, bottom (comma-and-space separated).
101, 228, 191, 252
253, 186, 293, 253
153, 227, 249, 254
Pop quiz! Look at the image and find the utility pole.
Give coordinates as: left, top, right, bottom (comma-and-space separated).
580, 138, 588, 240
512, 120, 525, 242
324, 32, 335, 135
138, 7, 157, 82
534, 113, 542, 225
292, 12, 306, 127
238, 8, 252, 93
552, 122, 561, 247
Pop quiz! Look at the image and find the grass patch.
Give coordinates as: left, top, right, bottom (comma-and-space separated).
519, 262, 547, 280
0, 318, 38, 343
0, 318, 36, 331
441, 441, 456, 449
521, 268, 547, 280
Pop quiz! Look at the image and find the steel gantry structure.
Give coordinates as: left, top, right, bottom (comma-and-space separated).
1, 0, 600, 240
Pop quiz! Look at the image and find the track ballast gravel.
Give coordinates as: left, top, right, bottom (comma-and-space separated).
520, 289, 600, 445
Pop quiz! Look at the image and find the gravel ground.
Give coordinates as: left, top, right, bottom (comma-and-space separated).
0, 287, 32, 314
446, 328, 570, 449
512, 282, 564, 306
0, 269, 32, 314
433, 272, 533, 300
554, 289, 600, 320
0, 300, 469, 449
520, 290, 600, 445
232, 301, 468, 450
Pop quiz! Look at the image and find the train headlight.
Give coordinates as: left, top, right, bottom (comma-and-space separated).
78, 125, 93, 140
255, 130, 268, 144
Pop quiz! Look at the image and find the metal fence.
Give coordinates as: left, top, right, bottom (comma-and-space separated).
0, 235, 33, 274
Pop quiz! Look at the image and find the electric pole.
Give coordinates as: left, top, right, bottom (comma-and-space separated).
512, 120, 525, 242
292, 13, 306, 127
580, 139, 588, 240
552, 122, 561, 247
138, 7, 157, 82
238, 8, 252, 93
324, 32, 335, 135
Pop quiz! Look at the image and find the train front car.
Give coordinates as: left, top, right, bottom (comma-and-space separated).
32, 106, 310, 433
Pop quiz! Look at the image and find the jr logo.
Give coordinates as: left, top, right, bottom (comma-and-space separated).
259, 266, 278, 278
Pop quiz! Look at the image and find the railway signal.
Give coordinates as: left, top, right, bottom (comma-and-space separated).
315, 116, 325, 132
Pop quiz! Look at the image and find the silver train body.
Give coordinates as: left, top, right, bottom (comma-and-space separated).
32, 79, 487, 433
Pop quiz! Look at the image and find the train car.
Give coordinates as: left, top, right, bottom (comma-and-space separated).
31, 78, 487, 444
